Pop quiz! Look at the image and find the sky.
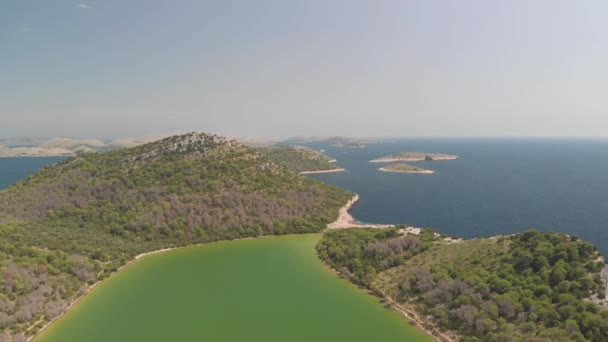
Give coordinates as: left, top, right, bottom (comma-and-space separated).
1, 0, 607, 139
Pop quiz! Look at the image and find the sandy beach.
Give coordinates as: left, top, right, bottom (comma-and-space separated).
300, 168, 345, 174
326, 195, 394, 229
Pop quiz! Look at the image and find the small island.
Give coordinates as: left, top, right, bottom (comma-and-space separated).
370, 152, 458, 163
378, 163, 435, 174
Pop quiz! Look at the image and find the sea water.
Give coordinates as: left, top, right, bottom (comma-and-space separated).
304, 138, 608, 255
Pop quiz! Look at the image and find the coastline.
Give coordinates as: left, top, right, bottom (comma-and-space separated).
30, 237, 259, 340
321, 196, 454, 342
299, 168, 345, 174
33, 194, 422, 341
0, 154, 74, 158
30, 247, 177, 340
318, 257, 450, 342
326, 194, 394, 229
378, 167, 435, 174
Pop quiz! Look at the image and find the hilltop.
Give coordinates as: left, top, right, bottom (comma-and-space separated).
317, 229, 608, 341
0, 133, 352, 339
256, 145, 344, 174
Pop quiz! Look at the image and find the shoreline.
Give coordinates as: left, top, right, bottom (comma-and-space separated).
0, 154, 74, 158
32, 194, 416, 340
326, 194, 394, 229
378, 167, 435, 174
30, 247, 177, 340
322, 196, 454, 342
299, 168, 346, 174
30, 237, 258, 340
317, 258, 450, 342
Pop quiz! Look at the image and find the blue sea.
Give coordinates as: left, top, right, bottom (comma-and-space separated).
304, 139, 608, 255
0, 157, 66, 189
1, 140, 607, 255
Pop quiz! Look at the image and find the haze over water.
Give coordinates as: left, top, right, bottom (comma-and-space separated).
305, 139, 608, 255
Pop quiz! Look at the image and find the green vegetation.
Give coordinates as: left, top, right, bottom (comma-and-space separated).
380, 163, 434, 173
256, 145, 340, 172
317, 229, 608, 341
35, 235, 431, 342
0, 133, 352, 340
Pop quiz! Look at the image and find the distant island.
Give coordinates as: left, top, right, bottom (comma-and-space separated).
283, 136, 378, 148
256, 145, 345, 174
378, 163, 435, 174
370, 152, 458, 163
324, 136, 375, 148
0, 135, 174, 157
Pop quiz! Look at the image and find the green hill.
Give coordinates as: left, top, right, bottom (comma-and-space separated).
0, 133, 352, 339
317, 229, 608, 341
256, 145, 341, 173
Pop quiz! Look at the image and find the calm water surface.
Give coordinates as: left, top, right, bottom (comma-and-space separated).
35, 235, 431, 342
0, 157, 66, 189
304, 139, 608, 255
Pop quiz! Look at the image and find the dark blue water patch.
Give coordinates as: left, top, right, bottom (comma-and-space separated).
305, 139, 608, 256
0, 157, 67, 190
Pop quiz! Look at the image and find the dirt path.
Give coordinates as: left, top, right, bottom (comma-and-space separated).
26, 317, 45, 333
382, 293, 455, 342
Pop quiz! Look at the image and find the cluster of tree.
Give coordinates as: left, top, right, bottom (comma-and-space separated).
0, 133, 352, 338
316, 227, 440, 285
256, 145, 339, 172
317, 229, 608, 341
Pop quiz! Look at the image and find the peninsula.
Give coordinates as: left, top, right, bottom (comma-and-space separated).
370, 152, 458, 163
256, 145, 345, 174
378, 163, 435, 174
318, 227, 608, 342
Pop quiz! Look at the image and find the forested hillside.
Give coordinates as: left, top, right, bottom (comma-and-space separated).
0, 133, 352, 340
317, 229, 608, 341
256, 145, 340, 173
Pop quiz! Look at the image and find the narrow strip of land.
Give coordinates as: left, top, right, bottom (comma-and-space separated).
326, 195, 394, 229
378, 167, 435, 174
299, 168, 346, 174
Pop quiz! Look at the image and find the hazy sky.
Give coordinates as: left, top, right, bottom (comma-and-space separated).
1, 0, 607, 138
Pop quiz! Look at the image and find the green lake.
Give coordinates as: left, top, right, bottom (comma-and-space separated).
35, 234, 431, 341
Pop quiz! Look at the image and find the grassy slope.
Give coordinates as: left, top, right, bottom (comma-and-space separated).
0, 133, 352, 339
